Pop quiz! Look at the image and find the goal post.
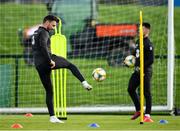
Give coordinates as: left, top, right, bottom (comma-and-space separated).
167, 0, 174, 111
0, 0, 174, 114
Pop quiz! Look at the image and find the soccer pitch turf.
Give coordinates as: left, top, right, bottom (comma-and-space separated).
0, 114, 180, 130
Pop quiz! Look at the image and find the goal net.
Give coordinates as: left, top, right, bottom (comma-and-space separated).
0, 0, 174, 114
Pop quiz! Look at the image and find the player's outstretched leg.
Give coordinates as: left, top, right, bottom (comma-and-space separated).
50, 116, 64, 123
52, 55, 93, 91
67, 63, 93, 91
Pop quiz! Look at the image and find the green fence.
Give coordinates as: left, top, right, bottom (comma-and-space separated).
0, 64, 12, 107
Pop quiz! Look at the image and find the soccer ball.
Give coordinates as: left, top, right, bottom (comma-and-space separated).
92, 68, 106, 82
124, 55, 136, 68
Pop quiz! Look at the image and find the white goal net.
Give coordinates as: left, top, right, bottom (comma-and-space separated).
0, 0, 174, 113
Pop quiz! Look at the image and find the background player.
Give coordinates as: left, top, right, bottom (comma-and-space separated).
127, 22, 154, 122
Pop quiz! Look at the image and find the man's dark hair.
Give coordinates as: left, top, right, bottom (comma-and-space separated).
143, 22, 151, 29
43, 15, 59, 23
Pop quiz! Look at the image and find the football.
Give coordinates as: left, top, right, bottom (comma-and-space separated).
124, 55, 136, 68
92, 68, 106, 82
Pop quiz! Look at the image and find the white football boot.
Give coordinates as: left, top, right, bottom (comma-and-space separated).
50, 116, 64, 123
82, 81, 92, 91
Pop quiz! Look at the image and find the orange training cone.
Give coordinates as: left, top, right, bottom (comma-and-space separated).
11, 123, 23, 128
24, 113, 33, 117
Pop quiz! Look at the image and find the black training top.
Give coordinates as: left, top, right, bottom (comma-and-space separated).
134, 37, 154, 70
32, 26, 52, 66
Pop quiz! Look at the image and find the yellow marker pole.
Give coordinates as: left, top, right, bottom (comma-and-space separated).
58, 19, 67, 119
63, 38, 67, 118
139, 11, 144, 124
64, 69, 67, 117
52, 27, 58, 116
60, 70, 63, 117
56, 70, 60, 117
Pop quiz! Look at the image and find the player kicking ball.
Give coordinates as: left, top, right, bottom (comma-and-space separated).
32, 15, 92, 123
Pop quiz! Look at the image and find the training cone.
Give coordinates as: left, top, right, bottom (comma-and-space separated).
159, 119, 168, 124
11, 123, 23, 128
24, 113, 33, 117
88, 123, 100, 128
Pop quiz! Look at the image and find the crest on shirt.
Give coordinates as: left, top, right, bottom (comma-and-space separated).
150, 46, 153, 50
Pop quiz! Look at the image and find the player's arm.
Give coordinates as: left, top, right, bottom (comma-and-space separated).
39, 31, 52, 64
134, 40, 140, 68
144, 42, 154, 68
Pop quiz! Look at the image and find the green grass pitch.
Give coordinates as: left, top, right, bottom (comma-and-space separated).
0, 114, 180, 130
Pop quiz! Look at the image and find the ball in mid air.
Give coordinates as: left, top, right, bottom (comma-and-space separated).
92, 68, 106, 82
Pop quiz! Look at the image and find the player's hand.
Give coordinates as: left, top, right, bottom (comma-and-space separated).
134, 66, 140, 72
50, 60, 55, 68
